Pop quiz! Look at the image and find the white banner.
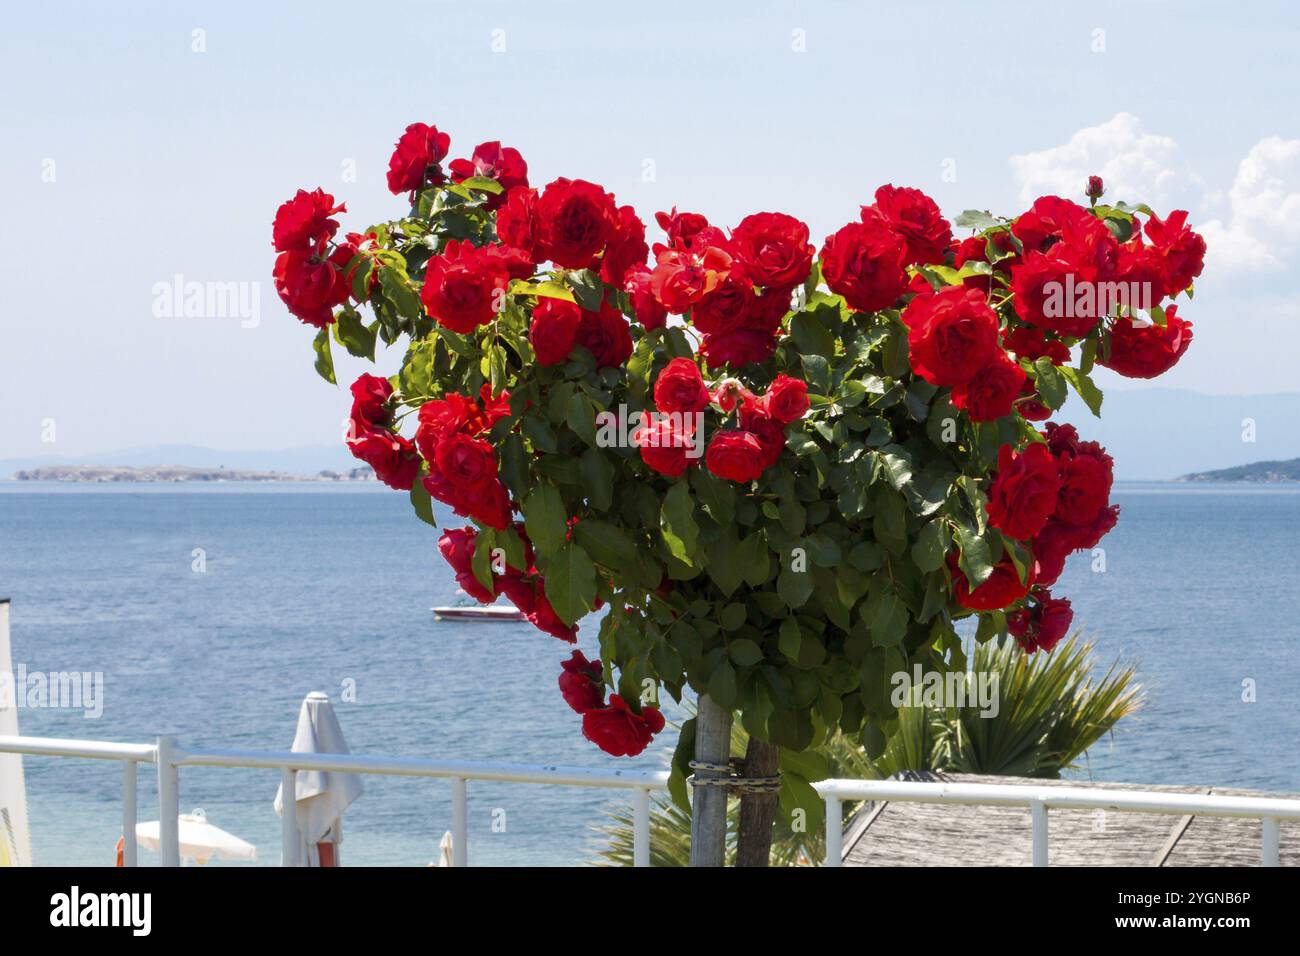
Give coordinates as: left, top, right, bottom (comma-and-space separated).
0, 600, 32, 866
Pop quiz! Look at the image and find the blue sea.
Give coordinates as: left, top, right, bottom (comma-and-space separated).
2, 481, 1298, 866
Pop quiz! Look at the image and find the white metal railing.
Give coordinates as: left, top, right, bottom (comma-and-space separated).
2, 734, 1296, 867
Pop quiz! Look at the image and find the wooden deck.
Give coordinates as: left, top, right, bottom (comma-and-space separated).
841, 771, 1300, 866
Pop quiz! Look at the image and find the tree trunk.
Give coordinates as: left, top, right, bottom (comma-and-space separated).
689, 694, 732, 867
735, 737, 780, 867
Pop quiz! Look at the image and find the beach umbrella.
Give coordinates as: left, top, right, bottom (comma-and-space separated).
273, 691, 364, 866
136, 809, 257, 865
437, 830, 455, 867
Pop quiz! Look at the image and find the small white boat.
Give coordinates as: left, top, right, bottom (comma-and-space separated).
432, 603, 527, 622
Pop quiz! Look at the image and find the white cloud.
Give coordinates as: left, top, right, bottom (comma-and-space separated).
1197, 136, 1300, 275
1009, 112, 1199, 208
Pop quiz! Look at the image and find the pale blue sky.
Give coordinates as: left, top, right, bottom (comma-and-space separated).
2, 0, 1297, 458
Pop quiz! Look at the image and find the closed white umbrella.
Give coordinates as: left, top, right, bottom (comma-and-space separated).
273, 691, 364, 866
437, 830, 454, 867
136, 809, 256, 865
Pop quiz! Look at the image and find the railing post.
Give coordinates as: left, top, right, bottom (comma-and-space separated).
1262, 817, 1280, 867
121, 760, 138, 867
451, 777, 468, 867
632, 787, 650, 867
281, 767, 300, 867
824, 794, 843, 867
1030, 800, 1049, 867
155, 735, 180, 867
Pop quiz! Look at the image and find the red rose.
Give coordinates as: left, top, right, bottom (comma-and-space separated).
633, 414, 698, 478
559, 650, 605, 713
581, 694, 665, 757
820, 217, 909, 313
434, 431, 497, 489
350, 373, 394, 428
1010, 213, 1118, 339
386, 122, 451, 195
599, 205, 649, 287
654, 208, 723, 252
902, 285, 1000, 386
951, 351, 1026, 422
529, 297, 581, 366
1032, 504, 1119, 586
1045, 423, 1113, 526
729, 212, 814, 291
650, 244, 732, 313
496, 186, 542, 262
448, 141, 528, 209
706, 430, 768, 483
535, 178, 618, 268
420, 239, 510, 335
1143, 210, 1205, 296
950, 554, 1034, 611
653, 358, 711, 414
1115, 237, 1167, 304
423, 468, 512, 529
437, 528, 496, 604
1098, 306, 1193, 378
1003, 324, 1069, 365
691, 267, 758, 335
1008, 591, 1074, 653
986, 442, 1062, 541
866, 184, 953, 266
1085, 176, 1105, 201
738, 402, 787, 468
712, 378, 755, 413
273, 247, 351, 327
624, 266, 667, 331
761, 374, 810, 424
700, 328, 779, 369
574, 300, 633, 368
1012, 196, 1091, 253
272, 188, 345, 253
528, 585, 578, 641
483, 243, 536, 282
345, 428, 421, 491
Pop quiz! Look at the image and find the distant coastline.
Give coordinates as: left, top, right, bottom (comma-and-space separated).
1176, 458, 1300, 484
7, 464, 376, 484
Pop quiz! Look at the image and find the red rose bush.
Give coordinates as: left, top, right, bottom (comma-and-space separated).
272, 129, 1204, 821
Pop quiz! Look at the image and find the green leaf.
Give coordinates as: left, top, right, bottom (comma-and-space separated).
1033, 357, 1067, 410
911, 519, 947, 573
737, 533, 771, 587
378, 263, 423, 321
579, 447, 614, 511
660, 481, 699, 565
523, 483, 568, 556
954, 520, 994, 588
544, 541, 598, 626
728, 637, 763, 666
954, 210, 1002, 230
409, 475, 436, 527
777, 560, 814, 608
572, 519, 637, 572
708, 661, 738, 709
869, 591, 908, 647
789, 310, 836, 358
690, 468, 735, 525
312, 327, 336, 385
1059, 365, 1104, 417
333, 308, 377, 361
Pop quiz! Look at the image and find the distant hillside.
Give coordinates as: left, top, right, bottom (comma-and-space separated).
1177, 458, 1300, 483
1059, 388, 1300, 481
0, 443, 357, 479
12, 464, 375, 483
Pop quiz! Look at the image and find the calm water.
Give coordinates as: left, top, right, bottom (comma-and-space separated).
1, 482, 1298, 865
